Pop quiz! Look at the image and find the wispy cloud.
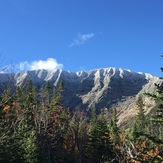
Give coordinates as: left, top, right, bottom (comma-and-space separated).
68, 33, 94, 47
19, 58, 63, 71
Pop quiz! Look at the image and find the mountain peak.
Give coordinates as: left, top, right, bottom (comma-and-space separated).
0, 67, 160, 126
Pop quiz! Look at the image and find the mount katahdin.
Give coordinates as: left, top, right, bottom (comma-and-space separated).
0, 68, 161, 126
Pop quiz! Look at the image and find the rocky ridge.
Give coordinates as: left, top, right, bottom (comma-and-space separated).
0, 68, 161, 126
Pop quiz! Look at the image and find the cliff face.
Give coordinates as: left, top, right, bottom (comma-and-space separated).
0, 68, 161, 126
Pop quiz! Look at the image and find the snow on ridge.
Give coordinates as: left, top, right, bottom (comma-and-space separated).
69, 67, 157, 81
0, 68, 157, 86
15, 67, 157, 80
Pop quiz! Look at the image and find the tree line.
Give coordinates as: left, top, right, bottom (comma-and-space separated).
0, 75, 163, 162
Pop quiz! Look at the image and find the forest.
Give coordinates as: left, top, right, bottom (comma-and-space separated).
0, 72, 163, 163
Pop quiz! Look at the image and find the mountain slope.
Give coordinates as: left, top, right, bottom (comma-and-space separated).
0, 68, 161, 126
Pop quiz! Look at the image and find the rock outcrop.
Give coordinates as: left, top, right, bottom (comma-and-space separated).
0, 68, 161, 126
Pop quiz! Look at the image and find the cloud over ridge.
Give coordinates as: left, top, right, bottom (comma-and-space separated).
68, 33, 94, 47
19, 58, 63, 71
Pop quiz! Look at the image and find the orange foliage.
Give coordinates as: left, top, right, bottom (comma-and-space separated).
3, 104, 10, 111
3, 101, 19, 111
133, 140, 162, 162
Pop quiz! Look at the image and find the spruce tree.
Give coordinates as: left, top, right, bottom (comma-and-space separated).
17, 120, 38, 163
135, 95, 146, 132
131, 95, 146, 142
110, 108, 120, 145
0, 88, 25, 162
87, 108, 114, 162
132, 61, 163, 162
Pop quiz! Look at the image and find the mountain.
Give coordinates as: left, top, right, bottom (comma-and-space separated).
0, 68, 161, 126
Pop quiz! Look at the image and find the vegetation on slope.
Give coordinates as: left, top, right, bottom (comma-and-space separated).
0, 68, 163, 162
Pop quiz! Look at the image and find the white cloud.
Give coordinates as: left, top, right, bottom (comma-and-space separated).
19, 58, 63, 71
68, 33, 94, 47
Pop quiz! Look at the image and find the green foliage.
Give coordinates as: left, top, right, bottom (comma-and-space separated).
63, 110, 88, 163
145, 75, 163, 144
87, 109, 114, 162
110, 108, 120, 145
18, 121, 38, 163
0, 86, 38, 162
129, 60, 163, 161
131, 95, 146, 141
49, 81, 64, 112
2, 70, 163, 162
90, 106, 97, 126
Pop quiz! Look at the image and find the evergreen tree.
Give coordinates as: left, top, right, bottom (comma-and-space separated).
135, 95, 146, 132
109, 108, 128, 162
131, 61, 163, 162
0, 87, 26, 162
90, 106, 97, 127
145, 67, 163, 144
14, 84, 39, 163
17, 120, 38, 163
0, 87, 37, 162
110, 108, 120, 145
45, 81, 51, 106
37, 81, 70, 163
87, 109, 114, 163
131, 95, 146, 142
63, 110, 88, 163
50, 81, 64, 112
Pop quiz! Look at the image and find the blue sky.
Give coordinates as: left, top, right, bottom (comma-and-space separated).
0, 0, 163, 76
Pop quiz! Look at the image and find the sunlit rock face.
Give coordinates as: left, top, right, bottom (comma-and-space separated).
0, 68, 161, 126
